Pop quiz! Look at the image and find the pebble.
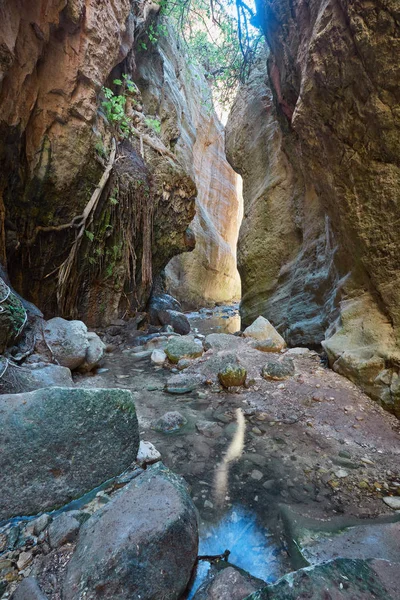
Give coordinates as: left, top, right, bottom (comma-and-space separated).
382, 496, 400, 510
204, 500, 214, 509
250, 469, 263, 481
333, 468, 349, 479
252, 427, 262, 435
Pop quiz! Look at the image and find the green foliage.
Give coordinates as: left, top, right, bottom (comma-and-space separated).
85, 230, 95, 242
101, 75, 138, 138
158, 0, 263, 106
145, 117, 162, 134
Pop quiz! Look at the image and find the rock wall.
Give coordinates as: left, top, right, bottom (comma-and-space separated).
133, 25, 242, 308
0, 0, 196, 325
226, 1, 400, 416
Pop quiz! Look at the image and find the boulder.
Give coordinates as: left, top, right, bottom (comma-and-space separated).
193, 565, 262, 600
0, 387, 139, 520
261, 357, 295, 381
204, 333, 245, 351
148, 294, 182, 325
79, 332, 106, 372
154, 411, 187, 433
43, 318, 89, 370
158, 309, 191, 335
11, 577, 48, 600
218, 364, 247, 388
243, 317, 286, 349
246, 558, 399, 600
165, 373, 203, 394
250, 338, 285, 353
0, 362, 73, 395
165, 336, 204, 364
0, 278, 26, 354
63, 464, 198, 600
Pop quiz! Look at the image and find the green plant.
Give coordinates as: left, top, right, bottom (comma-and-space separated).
85, 230, 94, 242
145, 117, 162, 134
101, 75, 138, 138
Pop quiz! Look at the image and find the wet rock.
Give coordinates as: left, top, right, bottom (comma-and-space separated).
218, 363, 247, 388
158, 309, 191, 335
136, 441, 161, 466
63, 464, 198, 600
193, 565, 263, 600
11, 577, 48, 600
151, 349, 167, 365
79, 332, 106, 372
383, 497, 400, 510
261, 357, 295, 381
43, 317, 89, 370
154, 411, 187, 433
149, 294, 182, 325
47, 513, 80, 548
243, 317, 286, 348
0, 278, 26, 354
165, 336, 204, 363
247, 558, 399, 599
0, 387, 139, 520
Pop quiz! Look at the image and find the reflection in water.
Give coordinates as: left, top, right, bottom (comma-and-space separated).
214, 408, 245, 507
186, 506, 281, 599
187, 305, 241, 335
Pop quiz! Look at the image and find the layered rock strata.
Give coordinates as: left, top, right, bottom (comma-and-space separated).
226, 1, 400, 414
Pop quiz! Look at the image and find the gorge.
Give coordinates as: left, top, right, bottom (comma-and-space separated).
0, 1, 399, 599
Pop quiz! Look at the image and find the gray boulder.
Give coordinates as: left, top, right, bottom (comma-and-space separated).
63, 464, 198, 600
204, 333, 245, 352
261, 357, 295, 381
0, 362, 73, 395
158, 309, 191, 335
0, 387, 139, 519
43, 317, 89, 370
11, 577, 48, 600
79, 331, 106, 372
148, 294, 182, 325
193, 565, 263, 600
154, 411, 187, 433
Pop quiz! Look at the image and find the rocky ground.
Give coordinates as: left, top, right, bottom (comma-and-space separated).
1, 304, 399, 599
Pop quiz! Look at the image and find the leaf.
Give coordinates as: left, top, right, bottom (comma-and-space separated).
85, 230, 94, 242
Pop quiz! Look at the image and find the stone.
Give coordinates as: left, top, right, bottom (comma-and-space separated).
0, 362, 73, 394
0, 278, 26, 354
250, 338, 285, 353
165, 336, 204, 363
32, 514, 50, 536
47, 513, 80, 548
243, 317, 286, 348
158, 309, 191, 335
136, 441, 161, 466
246, 558, 399, 600
165, 373, 202, 394
154, 411, 187, 433
43, 317, 89, 370
261, 357, 295, 381
196, 421, 222, 438
251, 470, 263, 481
177, 358, 192, 370
0, 387, 139, 520
148, 294, 182, 325
63, 464, 198, 600
11, 577, 48, 600
151, 349, 167, 365
204, 333, 246, 352
79, 331, 106, 372
193, 565, 262, 600
16, 551, 32, 571
218, 364, 247, 388
383, 497, 400, 510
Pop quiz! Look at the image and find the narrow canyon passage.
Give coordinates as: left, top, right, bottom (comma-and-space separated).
0, 0, 399, 599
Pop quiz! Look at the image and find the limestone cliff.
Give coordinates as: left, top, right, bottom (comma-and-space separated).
132, 25, 242, 308
0, 0, 196, 325
226, 1, 400, 416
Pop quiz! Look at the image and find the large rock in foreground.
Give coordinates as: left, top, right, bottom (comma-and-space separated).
246, 558, 398, 600
63, 463, 198, 600
0, 388, 139, 519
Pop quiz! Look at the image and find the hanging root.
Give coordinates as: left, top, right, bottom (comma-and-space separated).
57, 138, 117, 312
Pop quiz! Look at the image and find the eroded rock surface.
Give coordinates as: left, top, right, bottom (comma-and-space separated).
226, 1, 400, 411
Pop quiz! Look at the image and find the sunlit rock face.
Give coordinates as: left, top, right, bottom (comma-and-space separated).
0, 1, 196, 324
226, 1, 400, 414
133, 25, 242, 308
